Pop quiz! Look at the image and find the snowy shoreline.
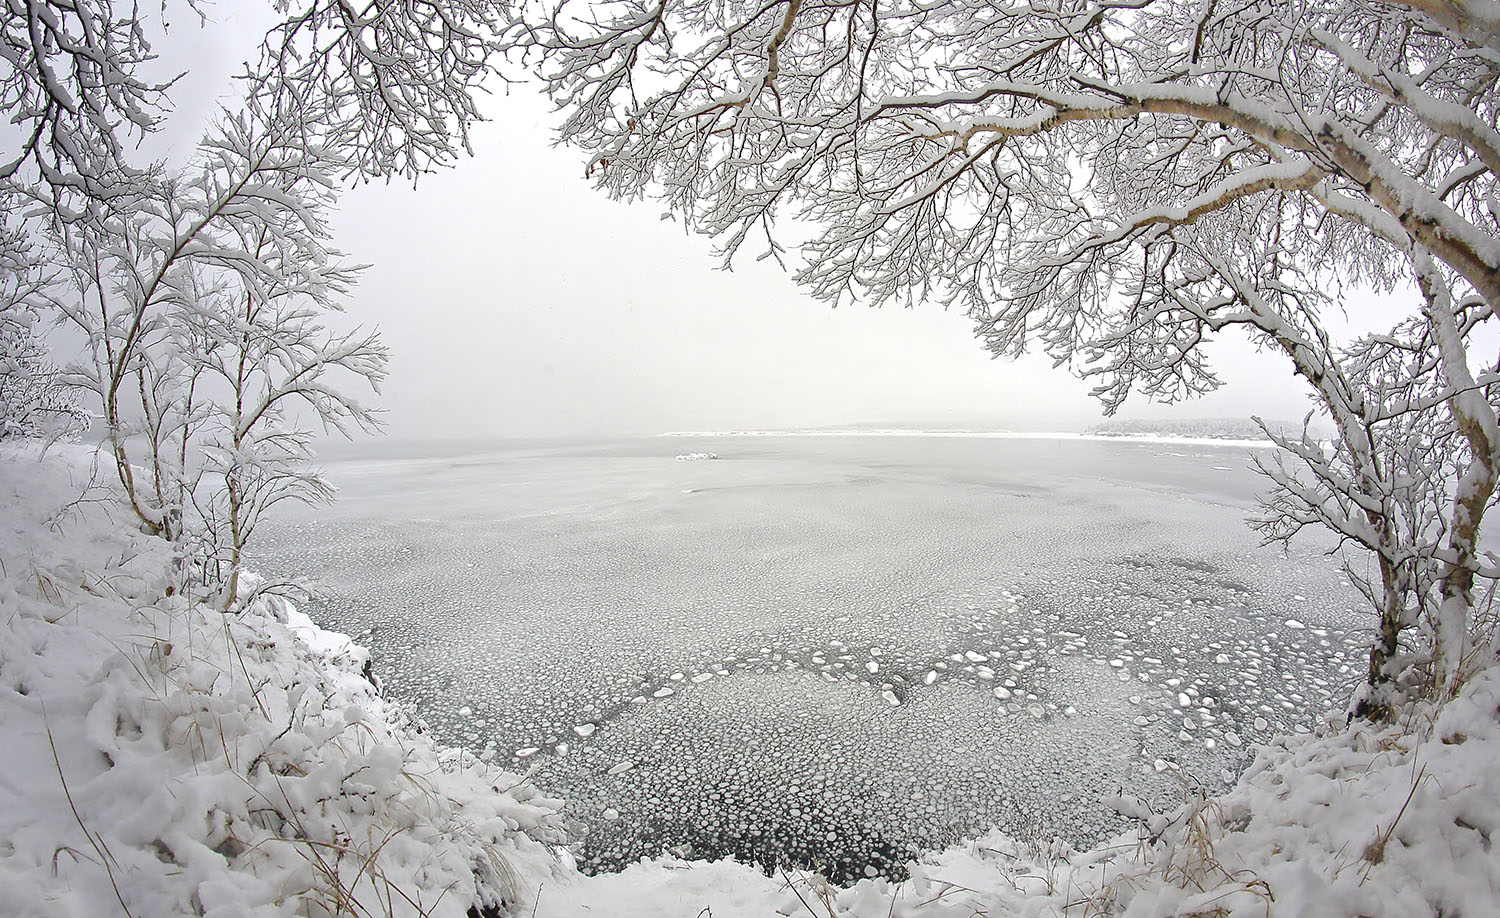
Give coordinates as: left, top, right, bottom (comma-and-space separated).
3, 443, 1497, 917
0, 444, 570, 917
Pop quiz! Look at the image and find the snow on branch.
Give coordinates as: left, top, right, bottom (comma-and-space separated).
250, 0, 511, 183
515, 0, 1500, 714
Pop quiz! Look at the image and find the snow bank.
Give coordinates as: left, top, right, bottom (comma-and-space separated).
0, 444, 568, 917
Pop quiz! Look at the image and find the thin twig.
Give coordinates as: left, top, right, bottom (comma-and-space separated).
44, 705, 137, 918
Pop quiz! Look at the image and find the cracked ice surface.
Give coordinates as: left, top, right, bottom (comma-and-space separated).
259, 435, 1366, 884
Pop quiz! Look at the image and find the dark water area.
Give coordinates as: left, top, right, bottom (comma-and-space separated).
259, 434, 1368, 883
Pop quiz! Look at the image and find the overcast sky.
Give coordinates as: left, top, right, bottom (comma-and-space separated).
122, 8, 1420, 442
326, 98, 1320, 440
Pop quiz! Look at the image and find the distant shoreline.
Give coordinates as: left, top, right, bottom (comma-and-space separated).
658, 429, 1277, 448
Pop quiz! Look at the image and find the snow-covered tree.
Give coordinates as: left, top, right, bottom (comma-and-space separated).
515, 0, 1500, 713
249, 0, 509, 183
2, 0, 509, 217
176, 116, 388, 605
0, 2, 499, 594
1252, 316, 1484, 716
0, 226, 84, 440
0, 0, 166, 217
0, 311, 85, 442
44, 109, 316, 511
40, 105, 387, 603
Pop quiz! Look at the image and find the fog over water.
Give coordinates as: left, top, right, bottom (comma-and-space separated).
260, 434, 1368, 883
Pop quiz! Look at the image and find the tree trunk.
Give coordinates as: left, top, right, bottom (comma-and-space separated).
1416, 254, 1500, 690
223, 472, 243, 612
1353, 553, 1409, 720
1261, 324, 1409, 719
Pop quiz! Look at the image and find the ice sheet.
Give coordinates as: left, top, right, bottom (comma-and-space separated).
259, 434, 1366, 881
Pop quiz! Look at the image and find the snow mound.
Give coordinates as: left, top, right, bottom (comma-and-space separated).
0, 444, 568, 917
674, 452, 719, 461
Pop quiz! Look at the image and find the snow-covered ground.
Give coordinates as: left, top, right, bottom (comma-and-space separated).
4, 441, 1497, 917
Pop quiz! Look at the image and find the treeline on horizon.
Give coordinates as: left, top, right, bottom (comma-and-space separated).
1086, 417, 1331, 441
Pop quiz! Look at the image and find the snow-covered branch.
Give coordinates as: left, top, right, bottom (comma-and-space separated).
515, 0, 1500, 715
